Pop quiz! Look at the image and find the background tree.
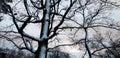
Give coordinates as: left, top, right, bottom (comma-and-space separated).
0, 0, 120, 58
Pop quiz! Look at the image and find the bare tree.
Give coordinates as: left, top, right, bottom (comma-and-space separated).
91, 30, 120, 58
0, 0, 77, 58
0, 0, 120, 58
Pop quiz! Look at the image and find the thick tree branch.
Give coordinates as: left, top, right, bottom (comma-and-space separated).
49, 0, 77, 40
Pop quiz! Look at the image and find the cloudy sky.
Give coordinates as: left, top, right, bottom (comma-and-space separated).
0, 0, 120, 58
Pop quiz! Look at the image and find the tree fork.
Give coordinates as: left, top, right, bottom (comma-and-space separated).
36, 0, 51, 58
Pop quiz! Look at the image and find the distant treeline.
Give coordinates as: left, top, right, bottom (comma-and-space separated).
0, 48, 34, 58
0, 48, 71, 58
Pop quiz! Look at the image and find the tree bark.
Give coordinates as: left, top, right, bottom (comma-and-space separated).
84, 28, 92, 58
35, 0, 50, 58
35, 41, 48, 58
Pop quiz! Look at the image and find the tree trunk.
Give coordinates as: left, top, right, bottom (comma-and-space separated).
35, 0, 50, 58
35, 41, 48, 58
84, 28, 92, 58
